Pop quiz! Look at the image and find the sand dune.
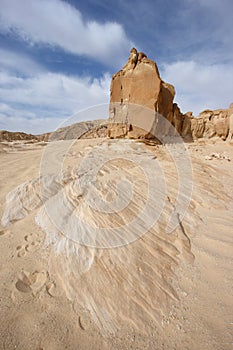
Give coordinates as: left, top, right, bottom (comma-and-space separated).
0, 138, 233, 349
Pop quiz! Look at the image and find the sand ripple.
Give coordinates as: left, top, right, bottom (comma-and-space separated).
1, 140, 193, 335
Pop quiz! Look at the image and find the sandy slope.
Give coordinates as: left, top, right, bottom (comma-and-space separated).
0, 138, 232, 350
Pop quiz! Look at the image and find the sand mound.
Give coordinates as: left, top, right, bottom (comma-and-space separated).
1, 139, 194, 335
1, 138, 232, 349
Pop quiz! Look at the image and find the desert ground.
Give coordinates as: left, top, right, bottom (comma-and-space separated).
0, 137, 232, 350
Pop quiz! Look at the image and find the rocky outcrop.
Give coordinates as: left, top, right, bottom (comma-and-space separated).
227, 103, 233, 140
108, 48, 233, 143
108, 48, 191, 140
191, 105, 233, 141
0, 130, 39, 142
0, 120, 106, 143
79, 124, 108, 139
49, 119, 106, 141
182, 112, 193, 139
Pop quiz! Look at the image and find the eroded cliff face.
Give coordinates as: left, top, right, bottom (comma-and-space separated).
108, 48, 233, 142
191, 105, 233, 141
108, 48, 192, 140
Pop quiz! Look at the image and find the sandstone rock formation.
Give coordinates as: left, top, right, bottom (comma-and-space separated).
49, 119, 106, 141
191, 104, 233, 141
229, 103, 233, 139
108, 48, 191, 140
79, 124, 108, 139
0, 121, 105, 142
108, 48, 233, 143
0, 130, 52, 142
0, 120, 107, 143
0, 130, 39, 142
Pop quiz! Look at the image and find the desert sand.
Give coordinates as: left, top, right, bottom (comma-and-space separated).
0, 137, 233, 350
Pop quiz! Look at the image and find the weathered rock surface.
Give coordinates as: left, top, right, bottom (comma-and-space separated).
49, 119, 106, 141
79, 123, 108, 139
191, 105, 233, 141
0, 130, 39, 142
108, 48, 233, 143
227, 103, 233, 140
0, 120, 107, 143
108, 48, 192, 140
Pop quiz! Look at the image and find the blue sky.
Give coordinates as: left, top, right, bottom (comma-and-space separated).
0, 0, 233, 134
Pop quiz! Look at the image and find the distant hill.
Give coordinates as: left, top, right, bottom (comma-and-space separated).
0, 130, 50, 142
0, 119, 107, 142
50, 119, 107, 140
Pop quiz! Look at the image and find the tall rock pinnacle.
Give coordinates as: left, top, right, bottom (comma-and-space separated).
108, 48, 184, 140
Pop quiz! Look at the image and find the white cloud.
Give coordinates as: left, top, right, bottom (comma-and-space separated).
161, 60, 233, 116
0, 111, 65, 135
0, 48, 111, 134
0, 48, 43, 76
0, 0, 132, 66
0, 71, 110, 110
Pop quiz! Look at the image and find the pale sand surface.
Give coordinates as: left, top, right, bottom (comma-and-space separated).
0, 138, 232, 349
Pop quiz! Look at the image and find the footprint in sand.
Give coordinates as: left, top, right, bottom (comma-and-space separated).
46, 281, 62, 298
15, 270, 47, 294
0, 229, 11, 236
16, 245, 27, 258
16, 233, 41, 257
73, 301, 94, 331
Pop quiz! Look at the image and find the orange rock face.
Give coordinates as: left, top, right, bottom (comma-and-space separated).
108, 48, 179, 139
108, 48, 232, 142
191, 106, 233, 141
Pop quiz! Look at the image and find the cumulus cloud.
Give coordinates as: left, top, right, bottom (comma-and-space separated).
0, 71, 110, 109
0, 0, 132, 66
0, 48, 44, 76
0, 49, 111, 134
0, 109, 64, 135
161, 60, 233, 115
